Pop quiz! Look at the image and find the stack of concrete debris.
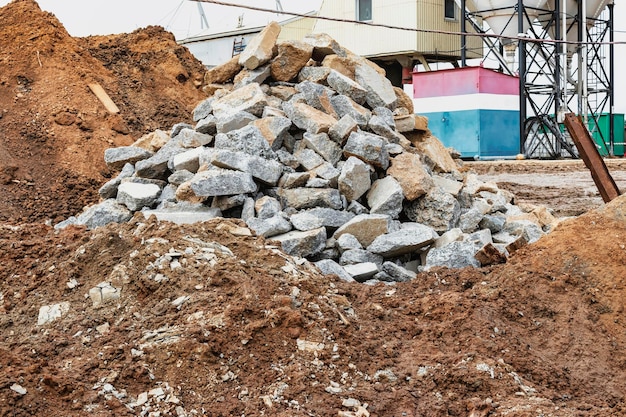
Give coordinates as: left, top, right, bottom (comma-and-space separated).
57, 23, 558, 283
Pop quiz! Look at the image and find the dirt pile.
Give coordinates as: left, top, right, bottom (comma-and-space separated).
1, 196, 626, 416
0, 0, 207, 223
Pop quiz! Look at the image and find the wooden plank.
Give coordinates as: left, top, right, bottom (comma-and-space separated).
88, 83, 120, 114
563, 113, 621, 203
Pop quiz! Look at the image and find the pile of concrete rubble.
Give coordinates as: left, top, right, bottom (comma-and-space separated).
58, 23, 558, 283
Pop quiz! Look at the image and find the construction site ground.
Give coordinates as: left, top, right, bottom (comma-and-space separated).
2, 1, 626, 416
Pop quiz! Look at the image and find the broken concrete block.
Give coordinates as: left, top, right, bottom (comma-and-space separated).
174, 128, 213, 148
211, 149, 283, 186
432, 175, 463, 197
343, 262, 379, 282
204, 55, 242, 85
255, 196, 282, 219
314, 259, 355, 282
328, 114, 358, 145
434, 228, 464, 248
215, 125, 276, 160
247, 215, 292, 238
142, 206, 222, 224
117, 182, 161, 211
190, 168, 258, 197
89, 282, 121, 307
212, 83, 268, 119
279, 188, 343, 210
298, 66, 332, 84
290, 208, 355, 231
104, 146, 153, 171
333, 214, 391, 247
192, 97, 215, 122
135, 139, 185, 179
343, 131, 389, 170
504, 219, 545, 243
367, 176, 404, 219
336, 233, 363, 253
195, 114, 218, 135
459, 207, 485, 233
238, 21, 281, 70
99, 163, 135, 199
355, 63, 397, 109
215, 111, 258, 134
367, 223, 435, 258
37, 302, 70, 325
172, 147, 205, 173
279, 172, 310, 189
479, 214, 506, 234
272, 227, 327, 258
283, 101, 337, 134
382, 262, 417, 282
303, 132, 342, 165
133, 129, 170, 152
424, 240, 480, 270
295, 147, 325, 170
404, 188, 460, 233
330, 95, 371, 128
234, 64, 271, 87
302, 33, 347, 62
327, 69, 367, 105
338, 156, 371, 202
253, 116, 292, 150
411, 134, 459, 174
463, 173, 500, 195
270, 40, 314, 82
339, 249, 383, 267
387, 153, 434, 201
211, 194, 247, 211
312, 162, 340, 186
64, 199, 133, 230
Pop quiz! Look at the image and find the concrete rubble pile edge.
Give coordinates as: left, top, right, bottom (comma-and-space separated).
57, 22, 560, 284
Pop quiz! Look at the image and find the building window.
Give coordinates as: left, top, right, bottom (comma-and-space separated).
357, 0, 372, 21
444, 0, 456, 19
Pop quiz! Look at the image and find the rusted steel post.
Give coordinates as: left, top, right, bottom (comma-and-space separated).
563, 113, 621, 203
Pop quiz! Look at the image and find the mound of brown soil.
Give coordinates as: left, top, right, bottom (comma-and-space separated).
1, 197, 625, 416
0, 0, 206, 223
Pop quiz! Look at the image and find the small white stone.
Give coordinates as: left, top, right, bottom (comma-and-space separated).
136, 391, 149, 406
10, 384, 27, 395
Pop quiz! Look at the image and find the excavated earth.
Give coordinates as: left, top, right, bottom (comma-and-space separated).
2, 1, 626, 416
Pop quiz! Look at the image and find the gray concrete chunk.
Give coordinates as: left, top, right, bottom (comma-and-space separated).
343, 262, 379, 282
238, 21, 280, 70
190, 168, 258, 197
290, 208, 355, 231
215, 125, 276, 160
216, 111, 258, 134
279, 188, 343, 210
404, 188, 461, 233
303, 132, 342, 165
99, 163, 135, 199
382, 261, 417, 282
367, 223, 435, 258
424, 241, 480, 270
343, 131, 389, 170
338, 156, 371, 202
330, 95, 371, 128
327, 70, 367, 105
104, 147, 153, 171
63, 199, 133, 230
355, 63, 398, 109
328, 114, 358, 145
333, 214, 391, 247
367, 176, 404, 219
211, 149, 284, 186
174, 128, 213, 148
283, 101, 337, 134
314, 259, 355, 282
212, 83, 268, 119
247, 215, 292, 238
339, 249, 383, 267
272, 227, 327, 258
117, 182, 161, 211
195, 115, 217, 135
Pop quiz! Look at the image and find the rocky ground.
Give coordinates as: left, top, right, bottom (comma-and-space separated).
2, 1, 626, 416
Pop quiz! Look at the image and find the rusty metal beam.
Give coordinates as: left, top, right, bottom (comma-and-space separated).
563, 113, 621, 203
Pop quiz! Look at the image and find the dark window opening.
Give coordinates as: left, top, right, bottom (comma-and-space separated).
445, 0, 456, 19
357, 0, 372, 21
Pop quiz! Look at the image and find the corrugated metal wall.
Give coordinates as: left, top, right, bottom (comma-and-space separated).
314, 0, 482, 60
278, 17, 317, 42
314, 0, 418, 57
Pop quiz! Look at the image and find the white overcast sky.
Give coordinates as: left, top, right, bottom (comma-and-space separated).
1, 0, 624, 114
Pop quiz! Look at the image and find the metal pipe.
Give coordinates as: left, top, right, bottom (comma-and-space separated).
609, 2, 615, 156
461, 0, 467, 67
518, 0, 526, 155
